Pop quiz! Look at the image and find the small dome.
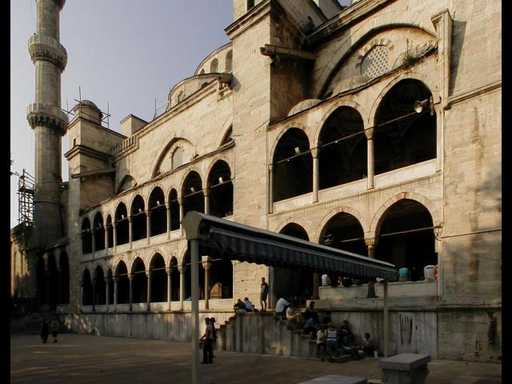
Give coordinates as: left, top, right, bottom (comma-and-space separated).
79, 100, 100, 110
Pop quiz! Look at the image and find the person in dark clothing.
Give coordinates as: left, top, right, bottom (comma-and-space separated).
40, 319, 49, 344
303, 301, 320, 337
260, 277, 269, 311
200, 318, 214, 364
50, 317, 59, 343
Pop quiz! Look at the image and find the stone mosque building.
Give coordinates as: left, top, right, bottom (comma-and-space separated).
11, 0, 501, 362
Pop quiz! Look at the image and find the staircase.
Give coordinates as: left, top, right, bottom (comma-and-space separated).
217, 312, 318, 358
11, 311, 70, 335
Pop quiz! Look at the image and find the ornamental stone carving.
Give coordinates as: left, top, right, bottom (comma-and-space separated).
28, 34, 68, 72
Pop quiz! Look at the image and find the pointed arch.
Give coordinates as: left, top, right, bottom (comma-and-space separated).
151, 137, 194, 178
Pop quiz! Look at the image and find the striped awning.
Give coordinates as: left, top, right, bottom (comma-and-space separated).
183, 212, 397, 281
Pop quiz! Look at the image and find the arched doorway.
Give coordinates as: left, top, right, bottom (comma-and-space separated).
81, 218, 92, 254
115, 203, 129, 245
106, 215, 114, 248
169, 189, 180, 231
170, 257, 180, 301
319, 107, 366, 189
150, 254, 167, 302
207, 248, 233, 299
182, 172, 204, 216
94, 266, 106, 305
273, 128, 313, 202
93, 212, 105, 251
131, 257, 147, 303
149, 187, 166, 236
81, 269, 93, 306
115, 261, 129, 304
319, 212, 367, 286
207, 160, 233, 217
107, 269, 114, 305
131, 195, 147, 241
272, 223, 313, 306
375, 199, 437, 281
374, 79, 436, 174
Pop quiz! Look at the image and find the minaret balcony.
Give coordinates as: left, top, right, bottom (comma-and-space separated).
27, 103, 68, 134
28, 33, 67, 71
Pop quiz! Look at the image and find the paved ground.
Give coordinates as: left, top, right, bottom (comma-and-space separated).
11, 335, 501, 384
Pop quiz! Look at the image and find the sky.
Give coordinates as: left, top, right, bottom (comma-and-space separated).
10, 1, 233, 228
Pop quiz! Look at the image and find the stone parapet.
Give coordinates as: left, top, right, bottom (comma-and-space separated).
27, 102, 68, 134
28, 33, 68, 71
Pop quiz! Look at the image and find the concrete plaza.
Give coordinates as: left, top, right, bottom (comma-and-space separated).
11, 334, 501, 384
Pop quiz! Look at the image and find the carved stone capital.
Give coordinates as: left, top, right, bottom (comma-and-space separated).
26, 103, 68, 134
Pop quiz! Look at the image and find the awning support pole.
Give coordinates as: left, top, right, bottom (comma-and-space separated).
191, 238, 200, 384
383, 279, 389, 357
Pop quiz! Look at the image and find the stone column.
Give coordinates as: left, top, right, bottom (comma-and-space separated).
128, 273, 133, 312
166, 266, 172, 311
179, 265, 185, 311
146, 271, 151, 311
365, 128, 375, 190
104, 223, 109, 250
113, 277, 118, 311
166, 205, 171, 239
268, 165, 273, 214
203, 258, 211, 310
312, 148, 319, 203
128, 216, 133, 248
105, 277, 110, 310
204, 191, 209, 215
113, 224, 117, 252
146, 210, 151, 244
365, 238, 376, 258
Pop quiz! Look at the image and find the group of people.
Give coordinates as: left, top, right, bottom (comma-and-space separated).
233, 277, 270, 313
40, 316, 60, 344
316, 320, 377, 361
200, 317, 217, 364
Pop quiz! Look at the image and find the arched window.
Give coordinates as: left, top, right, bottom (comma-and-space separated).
207, 247, 233, 299
273, 223, 313, 305
169, 189, 180, 231
59, 252, 70, 304
131, 257, 147, 303
94, 266, 106, 305
170, 257, 180, 301
272, 128, 313, 202
182, 171, 204, 216
81, 269, 93, 306
150, 254, 167, 302
375, 199, 436, 281
183, 249, 205, 300
374, 79, 436, 174
81, 218, 92, 254
172, 147, 185, 170
115, 203, 129, 245
225, 50, 233, 72
319, 212, 367, 287
149, 187, 166, 236
93, 212, 105, 251
131, 195, 146, 241
115, 261, 129, 304
319, 107, 366, 189
210, 58, 219, 73
207, 160, 233, 218
106, 215, 114, 248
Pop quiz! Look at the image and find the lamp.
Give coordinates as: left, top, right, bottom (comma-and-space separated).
294, 146, 301, 154
218, 176, 224, 184
190, 186, 196, 193
138, 208, 143, 213
413, 98, 433, 114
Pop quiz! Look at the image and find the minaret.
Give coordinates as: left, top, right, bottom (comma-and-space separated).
26, 0, 68, 248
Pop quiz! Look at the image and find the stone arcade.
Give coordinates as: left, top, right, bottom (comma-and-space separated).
11, 0, 501, 362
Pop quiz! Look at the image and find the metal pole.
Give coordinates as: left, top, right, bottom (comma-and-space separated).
383, 280, 389, 357
190, 239, 200, 384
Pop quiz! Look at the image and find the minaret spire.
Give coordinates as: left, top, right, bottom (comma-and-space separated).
26, 0, 68, 248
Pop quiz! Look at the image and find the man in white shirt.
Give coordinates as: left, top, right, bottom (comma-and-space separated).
275, 297, 290, 320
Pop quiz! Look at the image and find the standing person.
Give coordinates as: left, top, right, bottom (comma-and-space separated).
274, 297, 290, 320
201, 318, 213, 364
210, 317, 217, 359
50, 316, 60, 343
260, 277, 269, 311
40, 318, 49, 344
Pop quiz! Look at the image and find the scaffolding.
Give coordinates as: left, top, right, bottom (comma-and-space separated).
16, 169, 35, 227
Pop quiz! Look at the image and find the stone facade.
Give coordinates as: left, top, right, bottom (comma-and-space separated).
14, 0, 501, 362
